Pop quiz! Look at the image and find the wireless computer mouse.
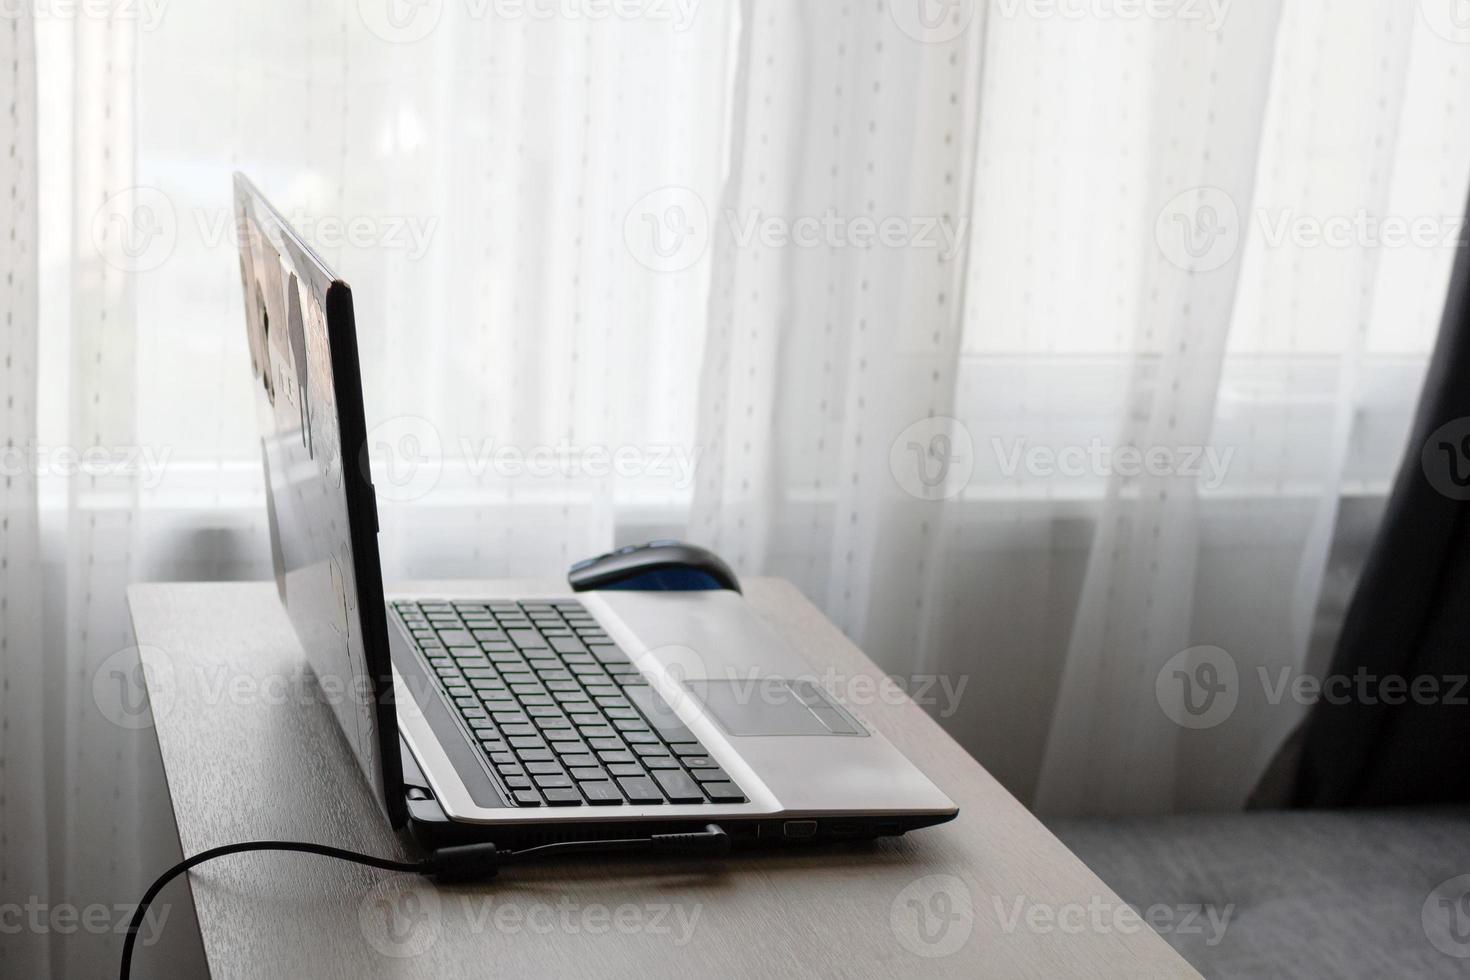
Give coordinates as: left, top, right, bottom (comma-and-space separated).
567, 540, 742, 593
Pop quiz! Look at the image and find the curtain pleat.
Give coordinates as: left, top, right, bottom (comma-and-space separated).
0, 5, 46, 976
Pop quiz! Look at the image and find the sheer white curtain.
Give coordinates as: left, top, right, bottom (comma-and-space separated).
694, 1, 1470, 816
14, 0, 1470, 974
1, 7, 46, 977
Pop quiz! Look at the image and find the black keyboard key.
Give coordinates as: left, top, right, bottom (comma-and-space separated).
617, 776, 663, 803
568, 767, 604, 781
513, 790, 542, 806
651, 769, 702, 802
534, 774, 573, 789
543, 788, 583, 806
559, 753, 596, 767
580, 781, 623, 805
692, 767, 731, 783
526, 761, 563, 775
588, 644, 630, 664
623, 686, 696, 742
700, 781, 745, 802
643, 756, 679, 769
607, 763, 644, 777
550, 635, 588, 655
683, 756, 718, 768
451, 649, 489, 663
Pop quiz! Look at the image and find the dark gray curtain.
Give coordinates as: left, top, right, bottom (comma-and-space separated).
1292, 196, 1470, 807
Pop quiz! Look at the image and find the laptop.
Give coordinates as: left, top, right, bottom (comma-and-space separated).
233, 174, 957, 850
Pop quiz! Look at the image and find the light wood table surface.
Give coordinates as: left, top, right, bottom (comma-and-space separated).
126, 579, 1201, 979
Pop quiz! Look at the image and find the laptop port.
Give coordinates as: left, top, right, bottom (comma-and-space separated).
782, 820, 818, 839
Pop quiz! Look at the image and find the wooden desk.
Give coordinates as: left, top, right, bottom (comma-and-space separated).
126, 579, 1200, 979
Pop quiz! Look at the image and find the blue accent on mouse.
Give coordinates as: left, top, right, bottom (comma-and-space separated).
567, 540, 741, 593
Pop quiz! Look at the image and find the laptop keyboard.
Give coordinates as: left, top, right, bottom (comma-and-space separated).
393, 599, 747, 807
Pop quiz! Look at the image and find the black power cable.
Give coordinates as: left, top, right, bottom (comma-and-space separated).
119, 824, 729, 979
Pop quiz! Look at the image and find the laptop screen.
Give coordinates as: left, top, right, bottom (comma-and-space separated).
233, 174, 404, 826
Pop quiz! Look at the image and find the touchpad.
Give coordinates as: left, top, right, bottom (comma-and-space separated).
682, 679, 867, 737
